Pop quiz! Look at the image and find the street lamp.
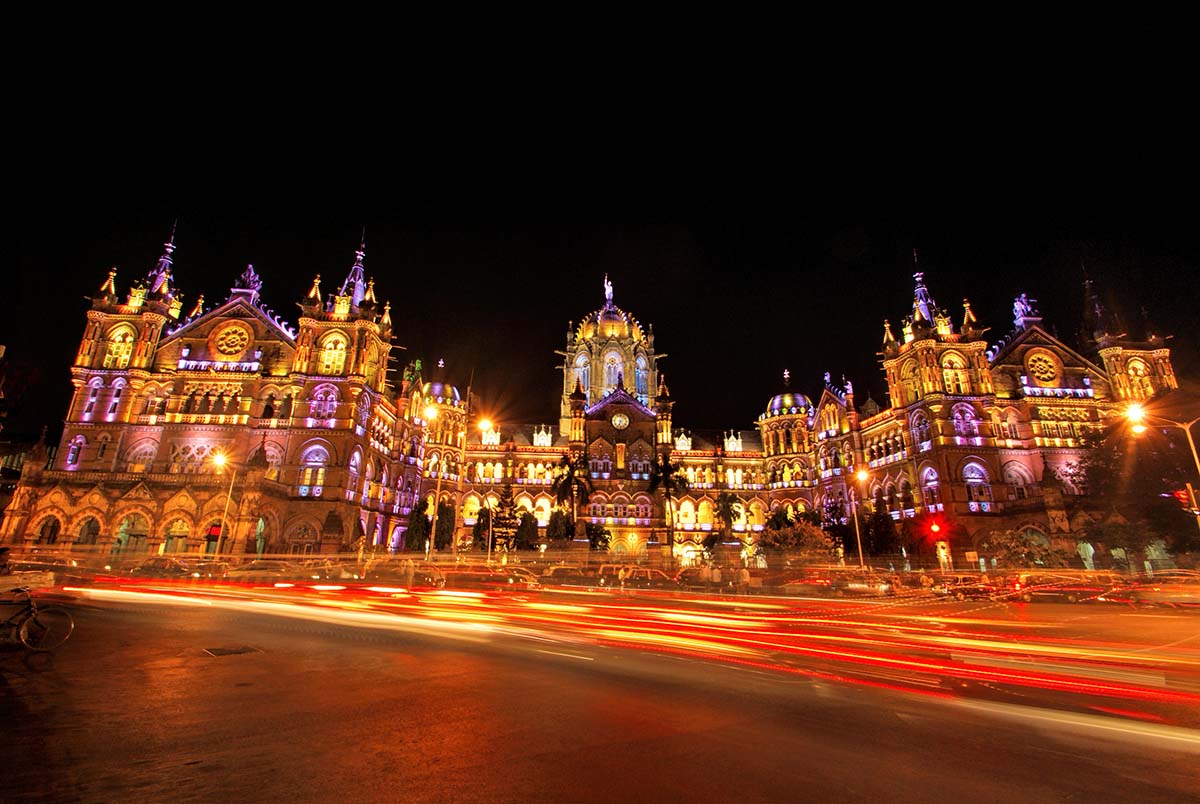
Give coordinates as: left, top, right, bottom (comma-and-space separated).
849, 468, 869, 569
212, 452, 237, 555
423, 405, 445, 563
478, 418, 495, 563
1126, 403, 1200, 533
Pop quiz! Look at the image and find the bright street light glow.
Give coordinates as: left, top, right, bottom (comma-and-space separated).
424, 405, 438, 420
211, 453, 228, 468
479, 418, 492, 431
1126, 403, 1146, 424
856, 469, 869, 482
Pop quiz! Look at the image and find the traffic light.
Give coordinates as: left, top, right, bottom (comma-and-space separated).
929, 521, 941, 535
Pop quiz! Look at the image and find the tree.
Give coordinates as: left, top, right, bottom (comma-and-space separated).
551, 452, 593, 525
649, 449, 690, 561
472, 506, 491, 550
863, 508, 899, 556
820, 497, 851, 554
491, 476, 519, 551
977, 528, 1071, 568
514, 512, 539, 550
433, 501, 455, 551
586, 522, 611, 551
713, 491, 743, 550
407, 497, 429, 552
1068, 420, 1196, 555
546, 509, 572, 542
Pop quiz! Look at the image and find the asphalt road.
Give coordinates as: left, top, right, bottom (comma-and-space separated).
2, 597, 1198, 804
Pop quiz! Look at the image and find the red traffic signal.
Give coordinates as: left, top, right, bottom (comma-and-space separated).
929, 522, 941, 534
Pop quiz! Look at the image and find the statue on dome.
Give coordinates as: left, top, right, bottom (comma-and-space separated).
603, 274, 613, 303
843, 376, 853, 395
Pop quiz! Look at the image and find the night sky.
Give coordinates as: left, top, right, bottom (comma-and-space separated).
6, 175, 1198, 443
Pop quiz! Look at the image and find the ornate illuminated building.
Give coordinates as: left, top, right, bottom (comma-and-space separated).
0, 235, 1182, 565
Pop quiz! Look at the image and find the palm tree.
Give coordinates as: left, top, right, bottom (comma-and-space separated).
649, 449, 690, 564
713, 491, 743, 550
551, 452, 593, 532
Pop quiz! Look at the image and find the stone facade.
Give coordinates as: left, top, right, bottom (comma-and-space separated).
1, 238, 1182, 565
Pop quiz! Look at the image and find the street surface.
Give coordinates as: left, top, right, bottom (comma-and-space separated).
2, 583, 1198, 803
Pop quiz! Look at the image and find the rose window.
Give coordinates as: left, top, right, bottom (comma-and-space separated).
1027, 354, 1057, 383
215, 326, 251, 356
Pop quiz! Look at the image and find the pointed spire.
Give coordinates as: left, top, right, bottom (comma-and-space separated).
147, 224, 177, 297
616, 371, 625, 391
363, 277, 377, 305
188, 294, 205, 318
570, 377, 587, 401
98, 267, 118, 298
380, 301, 392, 330
305, 274, 322, 303
911, 270, 936, 324
656, 373, 671, 400
962, 298, 977, 327
340, 240, 367, 306
882, 319, 896, 344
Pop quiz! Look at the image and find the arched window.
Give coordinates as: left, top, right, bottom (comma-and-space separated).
941, 353, 969, 394
962, 461, 993, 506
318, 334, 347, 375
103, 328, 135, 369
37, 517, 61, 544
66, 435, 86, 466
635, 355, 648, 400
309, 386, 338, 418
348, 451, 362, 500
922, 467, 942, 509
573, 353, 590, 398
300, 445, 330, 496
900, 360, 920, 403
126, 441, 158, 473
108, 381, 125, 416
603, 350, 623, 392
76, 517, 101, 545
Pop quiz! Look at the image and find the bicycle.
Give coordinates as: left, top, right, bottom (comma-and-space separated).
1, 586, 74, 651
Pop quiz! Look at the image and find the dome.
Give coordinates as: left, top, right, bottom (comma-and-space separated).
422, 381, 461, 405
765, 391, 812, 417
576, 304, 645, 342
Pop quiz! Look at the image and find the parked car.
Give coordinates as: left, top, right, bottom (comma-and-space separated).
301, 560, 361, 580
10, 555, 85, 576
192, 561, 232, 580
1005, 572, 1129, 603
776, 570, 834, 596
128, 556, 197, 579
930, 574, 997, 600
617, 567, 675, 590
364, 562, 445, 588
673, 567, 709, 591
542, 565, 592, 587
224, 560, 301, 582
440, 565, 538, 591
1125, 571, 1200, 607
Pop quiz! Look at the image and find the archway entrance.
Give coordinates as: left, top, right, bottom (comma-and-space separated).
113, 514, 151, 555
162, 519, 190, 554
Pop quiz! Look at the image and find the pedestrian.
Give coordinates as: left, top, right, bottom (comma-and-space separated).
737, 565, 750, 595
920, 573, 932, 592
402, 558, 415, 588
710, 564, 723, 593
618, 566, 628, 593
699, 563, 711, 591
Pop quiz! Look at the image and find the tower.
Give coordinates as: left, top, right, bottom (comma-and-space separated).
557, 276, 659, 434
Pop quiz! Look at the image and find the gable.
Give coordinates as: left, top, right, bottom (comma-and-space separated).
155, 297, 297, 373
988, 325, 1109, 400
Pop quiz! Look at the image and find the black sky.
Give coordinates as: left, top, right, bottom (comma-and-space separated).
6, 173, 1198, 442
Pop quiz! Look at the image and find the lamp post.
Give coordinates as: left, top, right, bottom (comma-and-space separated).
212, 452, 237, 555
849, 468, 869, 569
423, 405, 445, 563
1126, 403, 1200, 533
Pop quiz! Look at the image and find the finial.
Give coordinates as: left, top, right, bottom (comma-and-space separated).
882, 319, 896, 343
604, 273, 613, 303
360, 225, 367, 252
363, 277, 377, 304
99, 267, 118, 297
783, 368, 791, 387
380, 301, 392, 329
305, 274, 322, 302
437, 358, 445, 369
962, 298, 977, 327
912, 248, 919, 270
235, 264, 263, 293
188, 294, 205, 318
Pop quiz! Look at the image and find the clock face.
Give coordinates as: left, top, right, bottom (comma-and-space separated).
611, 413, 630, 430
